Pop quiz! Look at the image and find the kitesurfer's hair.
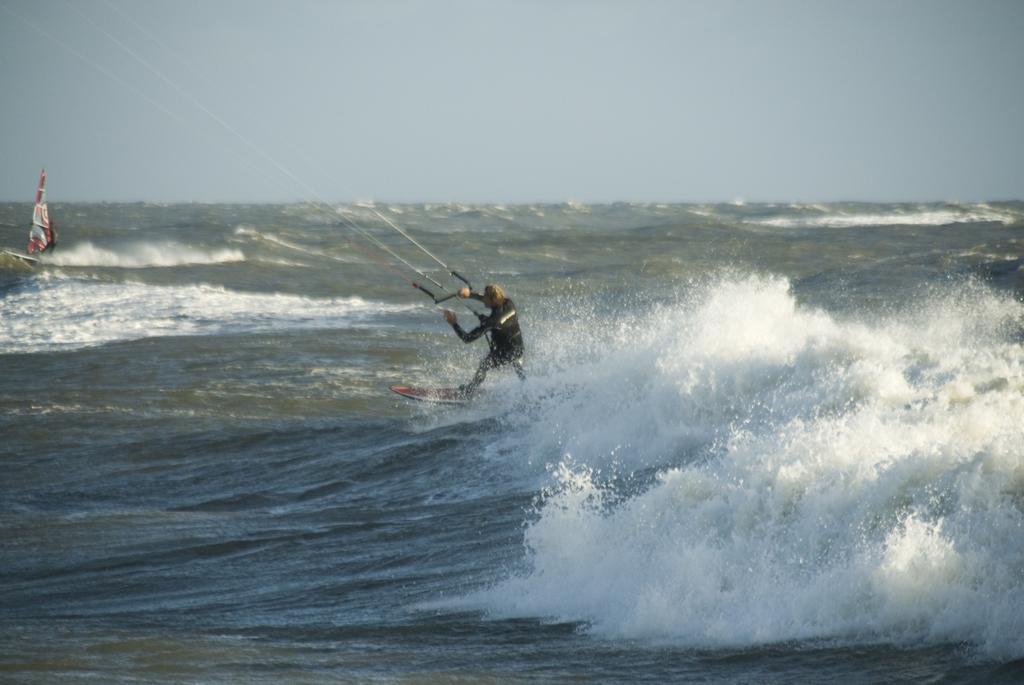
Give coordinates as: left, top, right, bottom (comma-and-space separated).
484, 284, 504, 303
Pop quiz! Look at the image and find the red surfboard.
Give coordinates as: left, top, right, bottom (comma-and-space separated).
390, 385, 471, 405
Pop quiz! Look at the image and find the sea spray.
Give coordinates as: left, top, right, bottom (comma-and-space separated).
46, 241, 245, 268
468, 275, 1024, 657
0, 272, 417, 353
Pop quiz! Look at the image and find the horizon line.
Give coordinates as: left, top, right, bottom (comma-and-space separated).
1, 197, 1022, 206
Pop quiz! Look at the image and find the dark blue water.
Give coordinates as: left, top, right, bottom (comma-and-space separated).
2, 201, 1023, 682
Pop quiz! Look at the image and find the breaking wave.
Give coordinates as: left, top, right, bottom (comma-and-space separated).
45, 241, 245, 268
456, 275, 1024, 658
746, 204, 1019, 228
0, 273, 415, 353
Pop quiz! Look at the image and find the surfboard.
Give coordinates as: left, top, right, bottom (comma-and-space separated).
390, 385, 471, 405
1, 249, 39, 265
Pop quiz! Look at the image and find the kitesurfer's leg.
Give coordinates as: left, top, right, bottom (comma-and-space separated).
461, 354, 497, 397
512, 357, 526, 381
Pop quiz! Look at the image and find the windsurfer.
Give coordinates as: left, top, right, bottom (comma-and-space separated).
25, 169, 56, 255
26, 220, 56, 254
27, 225, 46, 254
443, 284, 525, 397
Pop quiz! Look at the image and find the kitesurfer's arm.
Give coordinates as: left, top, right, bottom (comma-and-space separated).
444, 287, 492, 342
444, 309, 492, 343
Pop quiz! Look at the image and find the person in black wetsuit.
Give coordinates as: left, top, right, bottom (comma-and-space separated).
443, 283, 525, 397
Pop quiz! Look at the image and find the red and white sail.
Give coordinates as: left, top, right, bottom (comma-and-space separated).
27, 168, 55, 254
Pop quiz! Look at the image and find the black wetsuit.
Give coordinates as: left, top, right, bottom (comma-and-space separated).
449, 294, 525, 395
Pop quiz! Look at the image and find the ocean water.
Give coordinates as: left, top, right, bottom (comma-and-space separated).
1, 201, 1023, 683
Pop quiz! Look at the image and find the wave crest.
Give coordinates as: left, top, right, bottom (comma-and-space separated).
46, 241, 245, 268
461, 275, 1024, 657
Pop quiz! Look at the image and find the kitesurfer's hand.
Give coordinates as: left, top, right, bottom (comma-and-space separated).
457, 287, 471, 298
443, 310, 457, 325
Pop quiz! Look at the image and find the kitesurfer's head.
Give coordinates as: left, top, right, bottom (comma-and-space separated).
483, 284, 505, 308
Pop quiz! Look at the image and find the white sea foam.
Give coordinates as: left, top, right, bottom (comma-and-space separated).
45, 241, 245, 268
235, 226, 363, 264
455, 275, 1024, 658
236, 228, 307, 253
0, 273, 416, 353
747, 205, 1018, 228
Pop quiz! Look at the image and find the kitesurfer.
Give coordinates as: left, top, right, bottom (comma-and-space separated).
443, 284, 525, 397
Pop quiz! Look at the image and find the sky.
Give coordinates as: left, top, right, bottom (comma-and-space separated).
0, 0, 1022, 203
